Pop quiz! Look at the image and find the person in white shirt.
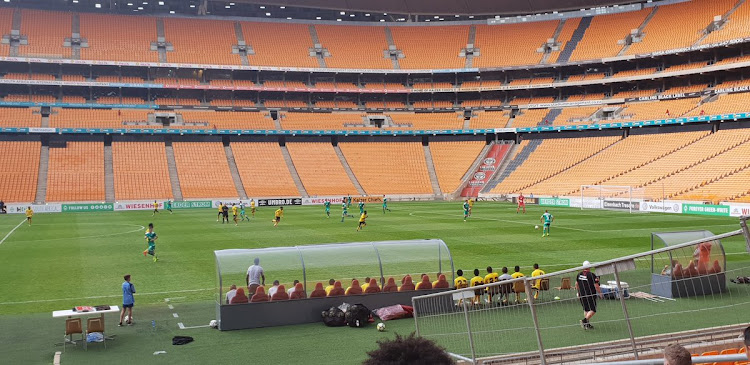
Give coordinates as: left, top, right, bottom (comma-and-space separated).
287, 280, 300, 296
246, 257, 265, 294
267, 280, 280, 297
225, 284, 237, 304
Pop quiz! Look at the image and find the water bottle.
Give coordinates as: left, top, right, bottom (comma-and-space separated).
151, 320, 156, 329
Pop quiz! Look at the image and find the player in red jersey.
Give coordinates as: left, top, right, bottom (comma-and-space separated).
517, 193, 526, 214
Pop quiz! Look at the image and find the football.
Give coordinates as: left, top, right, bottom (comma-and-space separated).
535, 225, 539, 230
209, 320, 218, 328
377, 322, 386, 332
124, 315, 130, 322
554, 296, 561, 300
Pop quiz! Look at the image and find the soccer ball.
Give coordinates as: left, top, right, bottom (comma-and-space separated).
535, 225, 539, 230
124, 315, 130, 322
554, 296, 561, 300
377, 323, 386, 332
209, 320, 218, 329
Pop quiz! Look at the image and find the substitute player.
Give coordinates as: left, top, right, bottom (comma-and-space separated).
517, 193, 526, 214
382, 196, 391, 213
540, 210, 554, 237
324, 200, 331, 218
454, 269, 468, 305
531, 263, 546, 299
25, 206, 33, 226
357, 210, 368, 231
152, 200, 159, 216
273, 207, 283, 227
232, 203, 239, 226
142, 223, 158, 262
484, 266, 500, 304
470, 269, 485, 306
463, 200, 470, 221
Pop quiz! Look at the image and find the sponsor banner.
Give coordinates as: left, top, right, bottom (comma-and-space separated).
625, 92, 704, 102
27, 127, 57, 133
539, 198, 570, 207
728, 203, 750, 217
493, 128, 515, 133
257, 198, 303, 207
6, 203, 62, 214
682, 204, 730, 216
302, 197, 344, 206
62, 203, 114, 212
639, 201, 683, 214
114, 201, 163, 211
512, 197, 538, 205
526, 99, 616, 109
603, 200, 641, 211
170, 200, 212, 209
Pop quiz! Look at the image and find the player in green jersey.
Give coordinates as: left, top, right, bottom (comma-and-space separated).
142, 223, 158, 262
540, 210, 554, 237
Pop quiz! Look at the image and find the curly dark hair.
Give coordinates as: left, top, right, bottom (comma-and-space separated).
363, 332, 453, 365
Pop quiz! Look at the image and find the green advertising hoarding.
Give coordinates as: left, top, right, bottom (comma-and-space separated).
539, 198, 570, 207
62, 203, 114, 212
681, 204, 730, 216
169, 200, 212, 209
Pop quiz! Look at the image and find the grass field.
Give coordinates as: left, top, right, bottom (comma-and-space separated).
0, 201, 748, 364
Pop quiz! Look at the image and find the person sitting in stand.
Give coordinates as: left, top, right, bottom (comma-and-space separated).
225, 284, 237, 304
361, 277, 371, 292
287, 280, 300, 296
325, 278, 336, 295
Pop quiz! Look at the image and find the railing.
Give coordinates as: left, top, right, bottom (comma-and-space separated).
412, 217, 750, 364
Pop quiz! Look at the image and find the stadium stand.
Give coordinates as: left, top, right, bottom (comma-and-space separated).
388, 113, 464, 129
230, 142, 300, 197
547, 18, 582, 64
163, 17, 240, 65
285, 142, 359, 196
685, 93, 748, 116
18, 9, 72, 58
429, 141, 486, 193
570, 9, 650, 61
49, 109, 150, 129
490, 136, 620, 194
0, 141, 40, 203
46, 142, 105, 202
315, 25, 392, 69
172, 142, 237, 198
240, 22, 318, 68
701, 0, 750, 44
0, 108, 41, 128
338, 142, 433, 194
619, 98, 700, 120
178, 111, 275, 130
0, 8, 11, 57
79, 13, 158, 62
473, 21, 558, 67
469, 111, 511, 129
510, 109, 550, 128
112, 142, 172, 201
279, 112, 369, 130
390, 26, 467, 69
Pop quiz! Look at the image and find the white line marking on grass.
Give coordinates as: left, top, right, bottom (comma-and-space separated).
54, 351, 61, 365
0, 288, 212, 306
178, 323, 210, 330
172, 313, 179, 318
0, 219, 26, 246
12, 225, 145, 244
168, 304, 174, 310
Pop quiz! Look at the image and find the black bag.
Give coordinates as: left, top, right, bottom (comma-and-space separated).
172, 336, 194, 345
321, 306, 346, 327
345, 304, 371, 328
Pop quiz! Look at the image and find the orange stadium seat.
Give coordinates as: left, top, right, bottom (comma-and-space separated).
46, 142, 105, 202
49, 109, 150, 129
0, 141, 40, 202
18, 9, 72, 58
0, 108, 41, 128
547, 18, 581, 64
112, 142, 172, 201
570, 9, 650, 61
388, 112, 463, 129
240, 22, 318, 68
315, 25, 392, 69
179, 111, 274, 130
163, 17, 241, 65
230, 142, 299, 197
80, 13, 158, 62
338, 142, 433, 195
470, 111, 511, 129
390, 26, 468, 69
280, 112, 367, 130
285, 142, 359, 196
702, 0, 750, 44
0, 8, 11, 57
474, 21, 559, 67
172, 142, 237, 199
429, 141, 486, 193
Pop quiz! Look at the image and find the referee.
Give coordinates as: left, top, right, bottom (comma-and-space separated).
575, 261, 602, 330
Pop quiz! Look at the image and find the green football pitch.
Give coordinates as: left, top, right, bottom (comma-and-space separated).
0, 201, 748, 364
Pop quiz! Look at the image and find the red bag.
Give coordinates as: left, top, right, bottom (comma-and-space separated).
373, 304, 414, 321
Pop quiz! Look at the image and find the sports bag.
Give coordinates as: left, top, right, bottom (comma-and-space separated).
345, 304, 371, 328
321, 306, 346, 327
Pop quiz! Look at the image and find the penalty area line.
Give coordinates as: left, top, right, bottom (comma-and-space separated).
0, 219, 26, 246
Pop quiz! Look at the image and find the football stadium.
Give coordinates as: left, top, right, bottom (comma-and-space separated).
0, 0, 750, 364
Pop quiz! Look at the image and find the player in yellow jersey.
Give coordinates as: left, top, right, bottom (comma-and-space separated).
454, 270, 468, 289
217, 202, 223, 222
356, 210, 368, 231
468, 198, 474, 217
250, 199, 256, 218
511, 265, 525, 303
231, 203, 239, 226
531, 263, 546, 299
152, 200, 159, 216
273, 207, 283, 227
470, 269, 485, 306
25, 206, 33, 226
484, 266, 500, 304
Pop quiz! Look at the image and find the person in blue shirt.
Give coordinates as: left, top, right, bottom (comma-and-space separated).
119, 274, 136, 326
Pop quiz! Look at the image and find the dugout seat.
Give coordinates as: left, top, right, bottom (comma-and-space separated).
708, 260, 722, 275
672, 263, 684, 278
328, 281, 345, 296
513, 281, 526, 302
556, 277, 572, 290
364, 279, 381, 294
400, 276, 415, 291
86, 317, 107, 350
383, 278, 398, 292
346, 280, 363, 295
250, 286, 269, 302
416, 275, 433, 290
64, 318, 84, 352
289, 283, 306, 300
230, 288, 249, 304
309, 283, 327, 298
271, 285, 289, 301
433, 274, 450, 289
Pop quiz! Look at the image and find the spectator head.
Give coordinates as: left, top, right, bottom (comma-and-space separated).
124, 274, 131, 281
293, 279, 300, 286
502, 267, 508, 274
364, 333, 453, 365
663, 343, 691, 365
329, 278, 335, 285
473, 269, 480, 276
272, 280, 279, 286
365, 277, 371, 283
744, 326, 750, 357
514, 266, 520, 273
229, 284, 236, 290
457, 269, 463, 277
253, 257, 260, 265
534, 263, 539, 270
486, 266, 493, 273
420, 273, 426, 279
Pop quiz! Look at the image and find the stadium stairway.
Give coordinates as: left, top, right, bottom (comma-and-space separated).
164, 143, 183, 201
541, 20, 567, 64
556, 16, 592, 63
9, 8, 21, 57
423, 144, 443, 197
233, 22, 250, 66
384, 27, 400, 69
104, 142, 115, 202
618, 6, 658, 56
484, 139, 543, 191
280, 144, 309, 197
459, 142, 511, 198
540, 108, 562, 126
693, 0, 747, 46
224, 143, 248, 199
333, 144, 366, 195
33, 144, 49, 204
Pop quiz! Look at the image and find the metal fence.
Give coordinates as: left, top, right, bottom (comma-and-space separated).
412, 217, 750, 364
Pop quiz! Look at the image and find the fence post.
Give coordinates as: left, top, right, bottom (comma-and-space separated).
613, 265, 639, 360
411, 296, 420, 337
461, 294, 478, 363
524, 278, 546, 365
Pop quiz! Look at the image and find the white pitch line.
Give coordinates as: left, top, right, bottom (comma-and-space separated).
0, 219, 26, 246
168, 304, 174, 310
172, 313, 179, 318
178, 323, 210, 330
0, 288, 212, 306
